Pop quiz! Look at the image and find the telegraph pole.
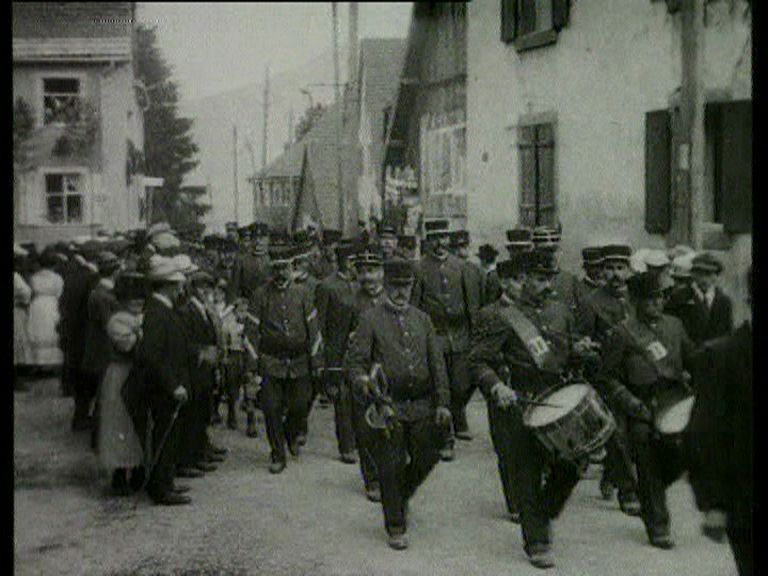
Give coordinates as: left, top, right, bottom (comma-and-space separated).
233, 124, 239, 225
262, 65, 270, 169
332, 2, 344, 233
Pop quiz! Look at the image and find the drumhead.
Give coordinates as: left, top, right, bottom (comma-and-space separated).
656, 396, 695, 434
525, 384, 590, 428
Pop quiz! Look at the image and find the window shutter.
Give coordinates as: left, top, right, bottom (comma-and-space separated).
500, 0, 517, 43
552, 0, 570, 30
644, 110, 672, 234
720, 100, 752, 234
518, 126, 537, 227
536, 124, 556, 227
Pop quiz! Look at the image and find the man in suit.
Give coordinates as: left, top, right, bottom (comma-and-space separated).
687, 265, 753, 576
134, 255, 192, 505
412, 219, 476, 460
685, 252, 734, 344
345, 257, 452, 551
477, 243, 501, 306
245, 242, 323, 474
315, 240, 361, 464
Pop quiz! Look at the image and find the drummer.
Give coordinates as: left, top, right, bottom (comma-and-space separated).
599, 271, 697, 549
469, 249, 600, 570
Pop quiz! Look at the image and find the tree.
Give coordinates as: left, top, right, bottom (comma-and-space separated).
294, 103, 327, 143
134, 24, 207, 228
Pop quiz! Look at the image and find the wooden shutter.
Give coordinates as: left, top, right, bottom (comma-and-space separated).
501, 0, 517, 43
720, 100, 752, 234
645, 110, 672, 234
552, 0, 570, 30
518, 125, 537, 227
536, 124, 556, 227
519, 0, 536, 36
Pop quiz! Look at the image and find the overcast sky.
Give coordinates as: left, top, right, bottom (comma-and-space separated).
136, 3, 413, 102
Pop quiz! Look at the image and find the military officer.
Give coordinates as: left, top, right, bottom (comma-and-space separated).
469, 249, 598, 569
228, 224, 271, 301
575, 245, 642, 515
348, 247, 387, 502
244, 242, 323, 474
412, 219, 476, 460
315, 240, 361, 464
599, 271, 697, 549
531, 225, 580, 315
344, 257, 451, 551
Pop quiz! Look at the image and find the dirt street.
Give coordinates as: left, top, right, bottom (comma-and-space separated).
15, 377, 738, 575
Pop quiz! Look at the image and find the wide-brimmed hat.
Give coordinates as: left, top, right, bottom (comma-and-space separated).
643, 249, 670, 269
147, 255, 186, 283
147, 221, 173, 239
384, 257, 414, 285
671, 253, 696, 279
691, 252, 724, 275
152, 231, 181, 251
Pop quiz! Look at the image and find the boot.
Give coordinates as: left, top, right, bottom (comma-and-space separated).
227, 402, 237, 430
245, 412, 259, 438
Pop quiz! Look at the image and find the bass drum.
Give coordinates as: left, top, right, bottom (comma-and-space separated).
523, 383, 616, 462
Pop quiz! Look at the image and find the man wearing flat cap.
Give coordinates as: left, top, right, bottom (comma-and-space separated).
344, 257, 451, 551
469, 249, 600, 569
133, 255, 193, 505
412, 219, 477, 460
477, 243, 501, 306
80, 251, 123, 443
680, 252, 733, 345
315, 240, 362, 464
576, 244, 641, 514
245, 243, 324, 474
598, 271, 698, 549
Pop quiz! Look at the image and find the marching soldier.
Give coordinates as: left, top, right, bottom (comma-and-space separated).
344, 257, 452, 550
348, 247, 387, 502
469, 249, 598, 569
244, 242, 323, 474
599, 271, 697, 549
573, 246, 604, 317
412, 219, 476, 459
378, 225, 398, 260
228, 224, 271, 302
531, 225, 580, 315
395, 234, 419, 262
477, 243, 501, 306
315, 240, 361, 464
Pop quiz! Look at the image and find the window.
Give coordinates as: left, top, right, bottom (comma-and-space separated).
518, 123, 556, 227
421, 115, 466, 198
501, 0, 570, 50
43, 77, 82, 125
704, 100, 752, 233
45, 172, 84, 224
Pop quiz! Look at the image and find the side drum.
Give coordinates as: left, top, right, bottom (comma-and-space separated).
523, 383, 616, 462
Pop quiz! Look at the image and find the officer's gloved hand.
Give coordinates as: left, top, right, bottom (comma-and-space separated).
701, 510, 728, 542
491, 382, 518, 409
173, 385, 188, 404
435, 406, 452, 427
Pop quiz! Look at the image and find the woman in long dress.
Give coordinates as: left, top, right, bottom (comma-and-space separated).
14, 245, 34, 390
27, 249, 65, 371
97, 271, 147, 494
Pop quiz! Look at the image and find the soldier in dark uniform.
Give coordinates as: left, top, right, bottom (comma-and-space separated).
395, 234, 419, 262
378, 225, 398, 261
315, 240, 361, 464
133, 255, 192, 505
312, 228, 341, 280
573, 246, 604, 317
532, 225, 580, 315
345, 257, 452, 551
576, 245, 641, 515
412, 219, 476, 460
599, 272, 697, 549
477, 243, 501, 306
245, 243, 323, 474
469, 249, 598, 569
228, 225, 271, 302
686, 265, 752, 576
348, 247, 387, 502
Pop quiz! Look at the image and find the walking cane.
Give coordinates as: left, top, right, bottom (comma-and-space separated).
139, 399, 184, 493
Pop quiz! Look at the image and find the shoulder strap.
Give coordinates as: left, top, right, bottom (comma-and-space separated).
503, 305, 558, 371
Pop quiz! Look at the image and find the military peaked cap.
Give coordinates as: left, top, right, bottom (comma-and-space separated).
384, 257, 414, 284
581, 246, 604, 266
628, 272, 664, 300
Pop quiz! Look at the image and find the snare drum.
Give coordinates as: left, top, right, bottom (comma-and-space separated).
523, 383, 616, 461
654, 394, 695, 437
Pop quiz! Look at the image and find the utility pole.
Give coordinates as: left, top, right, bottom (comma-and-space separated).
233, 124, 239, 225
288, 109, 294, 148
332, 2, 344, 233
262, 65, 270, 170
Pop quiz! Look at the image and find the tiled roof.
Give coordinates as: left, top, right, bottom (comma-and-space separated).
13, 3, 134, 39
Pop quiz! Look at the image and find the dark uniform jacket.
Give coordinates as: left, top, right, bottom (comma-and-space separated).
344, 300, 450, 421
469, 294, 576, 400
666, 284, 733, 345
573, 277, 600, 322
228, 249, 271, 301
246, 281, 323, 379
481, 267, 502, 306
61, 257, 99, 371
686, 322, 752, 525
576, 286, 629, 344
599, 313, 696, 405
552, 269, 580, 314
316, 272, 358, 368
412, 253, 474, 354
81, 280, 121, 376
